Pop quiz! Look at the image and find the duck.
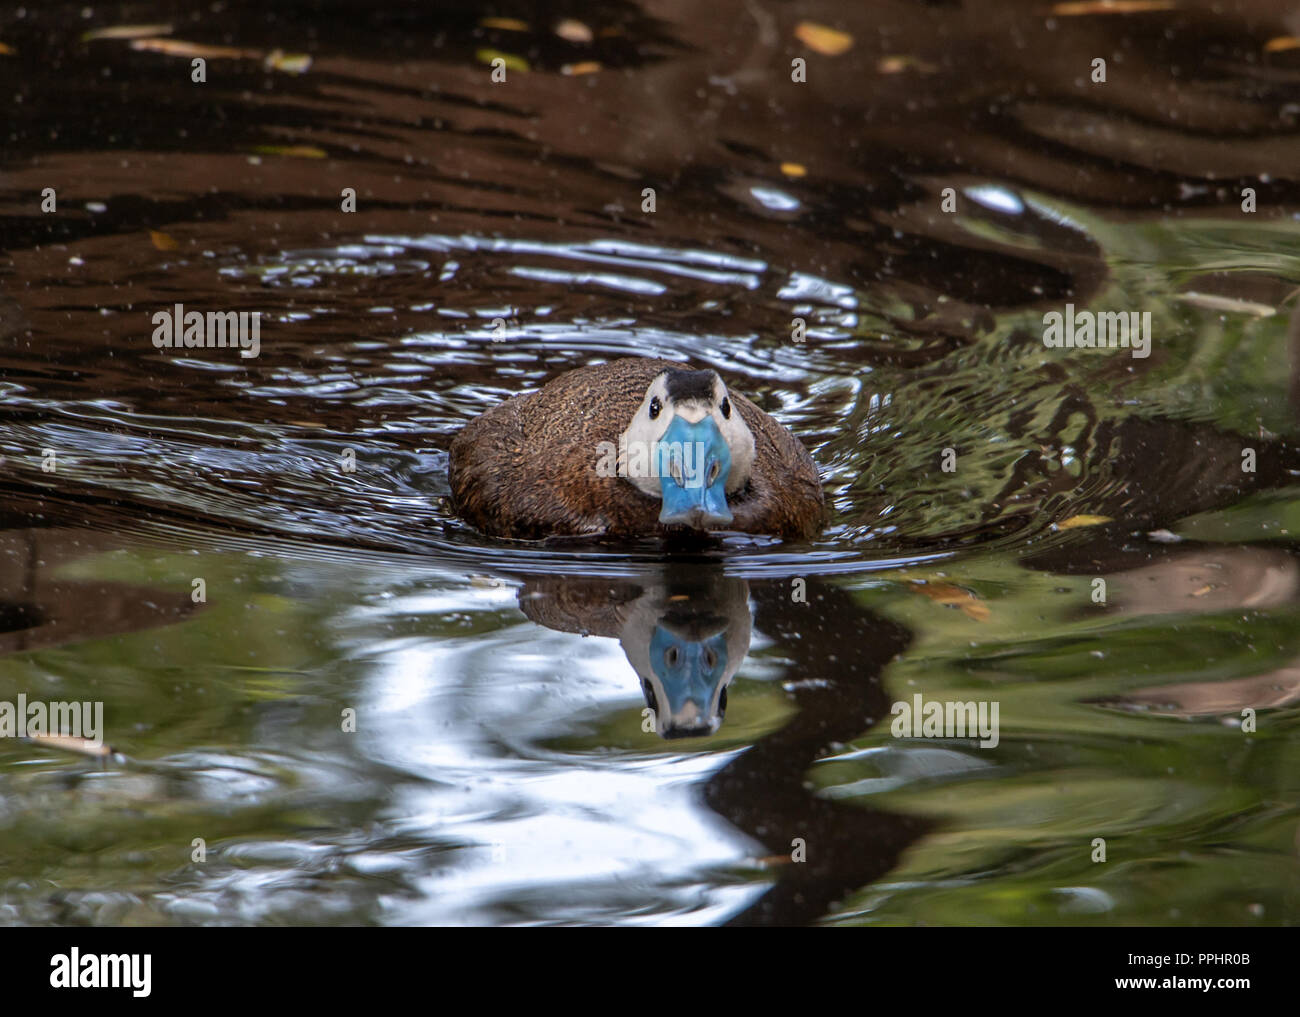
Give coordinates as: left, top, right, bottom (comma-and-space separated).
448, 358, 825, 540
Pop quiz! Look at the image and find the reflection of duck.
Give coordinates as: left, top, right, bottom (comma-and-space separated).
517, 568, 751, 737
449, 359, 824, 540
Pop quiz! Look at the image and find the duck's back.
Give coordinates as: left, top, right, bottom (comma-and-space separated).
448, 358, 825, 540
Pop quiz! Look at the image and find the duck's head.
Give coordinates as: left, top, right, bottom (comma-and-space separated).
618, 368, 757, 530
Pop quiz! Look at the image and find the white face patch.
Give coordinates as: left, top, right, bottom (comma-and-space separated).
617, 371, 756, 498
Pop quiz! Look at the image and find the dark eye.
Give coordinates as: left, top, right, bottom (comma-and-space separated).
720, 397, 731, 420
649, 396, 662, 420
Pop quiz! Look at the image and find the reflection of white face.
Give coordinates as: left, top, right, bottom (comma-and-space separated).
619, 577, 753, 738
617, 371, 756, 498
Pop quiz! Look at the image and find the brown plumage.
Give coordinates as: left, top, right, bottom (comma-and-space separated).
448, 358, 826, 540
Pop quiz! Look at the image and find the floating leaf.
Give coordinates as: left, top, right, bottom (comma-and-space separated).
1050, 1, 1176, 13
780, 162, 807, 177
251, 144, 328, 159
82, 23, 173, 42
264, 48, 312, 74
149, 230, 178, 251
562, 61, 602, 75
794, 22, 854, 56
131, 38, 255, 59
0, 42, 12, 54
1056, 514, 1114, 530
555, 19, 594, 44
475, 48, 530, 72
911, 581, 991, 622
1264, 36, 1300, 53
1175, 291, 1276, 317
27, 732, 114, 758
479, 17, 529, 31
878, 55, 938, 74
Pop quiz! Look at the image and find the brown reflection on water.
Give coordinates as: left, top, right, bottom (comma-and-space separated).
1087, 545, 1300, 719
2, 0, 1298, 408
0, 527, 198, 657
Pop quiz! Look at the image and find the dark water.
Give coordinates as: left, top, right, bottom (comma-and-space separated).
1, 0, 1299, 925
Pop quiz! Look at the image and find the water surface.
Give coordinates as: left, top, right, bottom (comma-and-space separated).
2, 0, 1299, 925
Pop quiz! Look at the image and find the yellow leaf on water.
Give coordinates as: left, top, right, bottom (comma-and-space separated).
911, 581, 991, 622
476, 48, 530, 72
1057, 514, 1114, 530
1050, 0, 1176, 13
479, 17, 529, 31
555, 19, 594, 44
264, 49, 312, 74
780, 162, 807, 177
0, 42, 12, 54
130, 37, 255, 59
878, 54, 938, 74
149, 230, 178, 251
251, 144, 328, 159
562, 61, 602, 75
82, 23, 173, 42
1265, 36, 1300, 52
794, 22, 853, 56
